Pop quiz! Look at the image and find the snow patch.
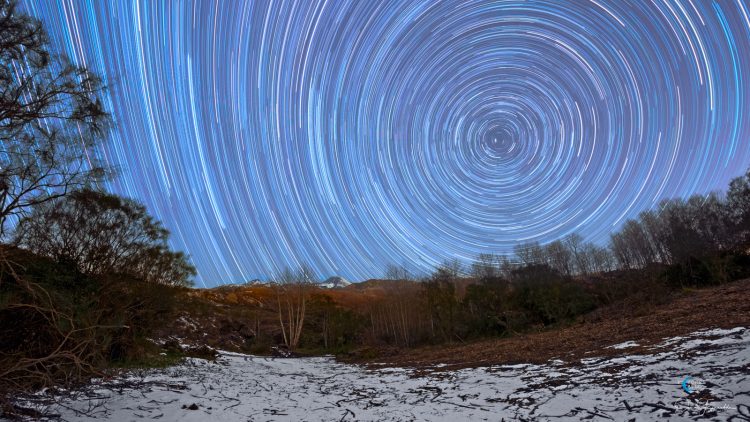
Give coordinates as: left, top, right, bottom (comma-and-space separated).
319, 276, 352, 288
608, 340, 640, 349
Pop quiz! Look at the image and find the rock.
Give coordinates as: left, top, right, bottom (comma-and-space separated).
183, 345, 218, 360
270, 345, 298, 358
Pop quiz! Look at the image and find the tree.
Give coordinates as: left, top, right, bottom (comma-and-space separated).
544, 240, 573, 277
564, 234, 590, 275
498, 255, 516, 279
463, 275, 512, 336
638, 209, 671, 264
621, 219, 658, 267
726, 169, 750, 249
384, 263, 412, 281
587, 243, 614, 273
441, 258, 463, 278
470, 253, 500, 280
0, 0, 110, 236
273, 265, 316, 351
14, 189, 195, 286
424, 266, 459, 342
610, 232, 634, 270
514, 242, 543, 266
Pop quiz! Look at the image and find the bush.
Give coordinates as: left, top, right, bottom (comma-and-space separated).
14, 189, 196, 287
661, 252, 750, 288
463, 277, 513, 336
0, 246, 181, 398
301, 294, 365, 353
514, 279, 596, 326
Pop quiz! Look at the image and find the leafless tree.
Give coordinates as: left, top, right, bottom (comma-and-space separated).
273, 265, 316, 351
587, 243, 614, 273
384, 263, 412, 281
470, 253, 500, 280
564, 234, 590, 275
727, 169, 750, 249
544, 240, 573, 277
514, 242, 544, 266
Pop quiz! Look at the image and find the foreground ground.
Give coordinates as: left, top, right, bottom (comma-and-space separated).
11, 325, 750, 421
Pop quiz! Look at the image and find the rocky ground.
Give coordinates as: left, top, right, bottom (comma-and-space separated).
9, 326, 750, 421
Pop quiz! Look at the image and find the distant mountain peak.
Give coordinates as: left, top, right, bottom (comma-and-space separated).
319, 276, 351, 289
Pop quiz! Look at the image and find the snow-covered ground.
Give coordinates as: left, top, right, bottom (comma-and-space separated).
12, 327, 750, 421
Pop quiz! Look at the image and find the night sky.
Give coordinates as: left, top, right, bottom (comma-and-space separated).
21, 1, 750, 286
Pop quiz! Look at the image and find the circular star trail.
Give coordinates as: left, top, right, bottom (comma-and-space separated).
22, 1, 750, 286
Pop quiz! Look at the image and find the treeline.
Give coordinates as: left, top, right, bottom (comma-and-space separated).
238, 168, 750, 355
0, 1, 195, 408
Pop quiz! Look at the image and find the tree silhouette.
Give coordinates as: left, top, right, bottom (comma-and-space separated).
0, 0, 110, 236
14, 189, 196, 287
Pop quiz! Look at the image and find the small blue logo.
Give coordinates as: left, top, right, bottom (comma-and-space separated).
681, 376, 706, 394
682, 376, 693, 394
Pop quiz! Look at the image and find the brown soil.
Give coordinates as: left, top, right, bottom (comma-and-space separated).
349, 279, 750, 371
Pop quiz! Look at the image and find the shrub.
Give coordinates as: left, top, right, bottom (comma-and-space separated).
505, 264, 587, 326
14, 189, 195, 287
0, 247, 181, 398
463, 277, 513, 336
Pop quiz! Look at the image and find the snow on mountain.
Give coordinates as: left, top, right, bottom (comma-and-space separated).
319, 276, 351, 289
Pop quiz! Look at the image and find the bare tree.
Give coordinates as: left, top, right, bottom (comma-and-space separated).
273, 265, 316, 351
564, 234, 590, 275
441, 258, 464, 278
0, 1, 110, 236
514, 243, 532, 266
610, 231, 634, 270
621, 219, 658, 267
514, 242, 544, 266
384, 263, 412, 281
424, 265, 459, 342
727, 169, 750, 249
587, 243, 614, 273
470, 253, 500, 280
498, 255, 516, 280
544, 240, 573, 277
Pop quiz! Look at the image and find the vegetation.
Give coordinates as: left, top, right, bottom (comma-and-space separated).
0, 246, 188, 397
0, 2, 195, 411
14, 189, 195, 287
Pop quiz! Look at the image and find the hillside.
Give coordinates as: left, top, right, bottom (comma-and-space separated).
349, 278, 750, 370
152, 276, 750, 368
